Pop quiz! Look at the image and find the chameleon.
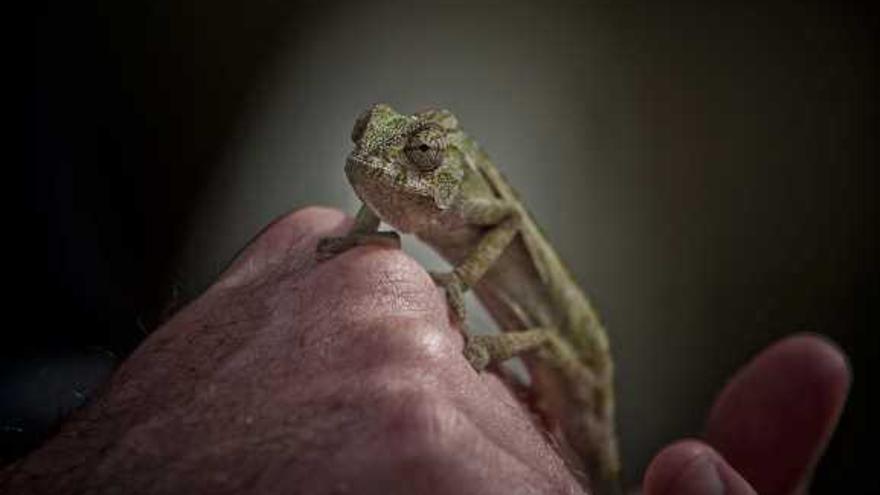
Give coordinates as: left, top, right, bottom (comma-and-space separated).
316, 104, 621, 494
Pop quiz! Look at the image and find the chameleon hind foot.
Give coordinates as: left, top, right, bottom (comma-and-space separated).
463, 329, 553, 371
316, 232, 401, 261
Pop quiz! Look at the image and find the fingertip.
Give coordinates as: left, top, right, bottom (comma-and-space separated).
705, 333, 851, 494
644, 439, 756, 495
708, 333, 852, 426
644, 439, 710, 495
772, 332, 852, 395
773, 333, 852, 423
706, 332, 851, 440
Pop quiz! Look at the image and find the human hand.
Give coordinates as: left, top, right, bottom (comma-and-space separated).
1, 207, 583, 494
0, 207, 849, 494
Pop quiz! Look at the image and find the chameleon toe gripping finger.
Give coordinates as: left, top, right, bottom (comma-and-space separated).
463, 330, 553, 370
316, 205, 400, 260
315, 232, 401, 260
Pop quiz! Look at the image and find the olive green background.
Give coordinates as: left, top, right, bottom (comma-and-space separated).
14, 0, 876, 491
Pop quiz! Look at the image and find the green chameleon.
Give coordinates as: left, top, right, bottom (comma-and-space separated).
317, 104, 621, 494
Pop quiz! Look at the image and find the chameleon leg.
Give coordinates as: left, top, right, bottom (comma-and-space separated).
428, 271, 467, 320
464, 328, 553, 370
316, 204, 401, 260
431, 199, 520, 320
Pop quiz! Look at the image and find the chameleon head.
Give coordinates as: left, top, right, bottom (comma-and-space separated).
345, 104, 465, 233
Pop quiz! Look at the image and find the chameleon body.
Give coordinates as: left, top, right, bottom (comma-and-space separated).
318, 104, 620, 494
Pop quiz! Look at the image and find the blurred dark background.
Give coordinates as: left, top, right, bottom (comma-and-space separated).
11, 0, 878, 491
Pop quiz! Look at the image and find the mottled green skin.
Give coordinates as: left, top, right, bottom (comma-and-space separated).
344, 104, 620, 493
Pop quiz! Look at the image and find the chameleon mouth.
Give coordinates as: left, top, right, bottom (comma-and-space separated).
344, 154, 407, 203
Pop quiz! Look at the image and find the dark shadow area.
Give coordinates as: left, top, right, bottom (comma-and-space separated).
9, 0, 301, 463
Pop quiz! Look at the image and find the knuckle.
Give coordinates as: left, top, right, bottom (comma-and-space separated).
359, 317, 458, 368
315, 249, 448, 324
293, 256, 460, 367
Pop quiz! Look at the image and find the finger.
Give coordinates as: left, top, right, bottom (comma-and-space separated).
644, 439, 756, 495
217, 206, 352, 289
704, 334, 851, 494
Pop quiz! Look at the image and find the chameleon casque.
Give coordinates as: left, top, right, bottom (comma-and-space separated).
317, 104, 620, 494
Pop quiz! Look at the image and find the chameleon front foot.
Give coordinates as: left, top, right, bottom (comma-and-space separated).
316, 232, 401, 261
429, 271, 468, 321
463, 329, 552, 371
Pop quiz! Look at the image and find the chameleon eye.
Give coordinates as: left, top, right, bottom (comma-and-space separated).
404, 124, 446, 172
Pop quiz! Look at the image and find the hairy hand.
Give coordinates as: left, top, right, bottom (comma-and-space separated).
1, 207, 849, 495
1, 207, 583, 494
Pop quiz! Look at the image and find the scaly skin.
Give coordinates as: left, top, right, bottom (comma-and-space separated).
318, 104, 620, 494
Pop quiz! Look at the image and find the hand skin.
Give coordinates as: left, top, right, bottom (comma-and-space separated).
0, 207, 850, 495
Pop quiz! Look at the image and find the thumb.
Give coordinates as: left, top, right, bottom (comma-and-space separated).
643, 439, 756, 495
